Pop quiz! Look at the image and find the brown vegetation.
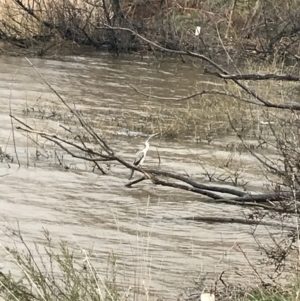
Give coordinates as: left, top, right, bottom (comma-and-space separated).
0, 0, 300, 60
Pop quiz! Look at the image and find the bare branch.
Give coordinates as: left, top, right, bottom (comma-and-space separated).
183, 216, 295, 230
145, 169, 247, 197
127, 83, 262, 105
24, 57, 114, 155
204, 69, 300, 82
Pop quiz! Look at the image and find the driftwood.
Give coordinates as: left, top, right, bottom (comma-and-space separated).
177, 216, 296, 230
203, 68, 300, 82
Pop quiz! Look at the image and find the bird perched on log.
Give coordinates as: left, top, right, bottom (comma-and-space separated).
128, 133, 159, 180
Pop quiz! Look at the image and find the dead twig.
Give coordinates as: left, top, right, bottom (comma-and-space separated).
127, 83, 261, 106
204, 69, 300, 82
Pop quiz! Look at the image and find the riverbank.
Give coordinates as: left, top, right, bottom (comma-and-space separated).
1, 227, 299, 301
0, 0, 299, 62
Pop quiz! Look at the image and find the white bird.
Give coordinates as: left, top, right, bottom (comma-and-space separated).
129, 133, 159, 180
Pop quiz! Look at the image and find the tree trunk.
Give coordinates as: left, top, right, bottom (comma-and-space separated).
111, 0, 124, 25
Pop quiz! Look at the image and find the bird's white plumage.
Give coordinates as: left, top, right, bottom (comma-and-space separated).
133, 148, 146, 166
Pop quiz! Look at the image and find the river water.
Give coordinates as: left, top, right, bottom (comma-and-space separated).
0, 54, 285, 299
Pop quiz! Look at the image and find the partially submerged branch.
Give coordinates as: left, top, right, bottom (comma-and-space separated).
182, 216, 295, 229
203, 69, 300, 82
127, 83, 262, 106
12, 116, 300, 214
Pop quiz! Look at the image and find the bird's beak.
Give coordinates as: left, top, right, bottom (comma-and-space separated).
146, 132, 160, 142
149, 132, 160, 139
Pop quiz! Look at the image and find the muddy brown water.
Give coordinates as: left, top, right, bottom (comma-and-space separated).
0, 55, 288, 299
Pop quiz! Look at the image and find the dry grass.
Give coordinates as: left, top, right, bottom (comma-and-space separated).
1, 0, 299, 58
0, 228, 125, 301
0, 0, 107, 39
242, 279, 300, 301
1, 226, 300, 301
